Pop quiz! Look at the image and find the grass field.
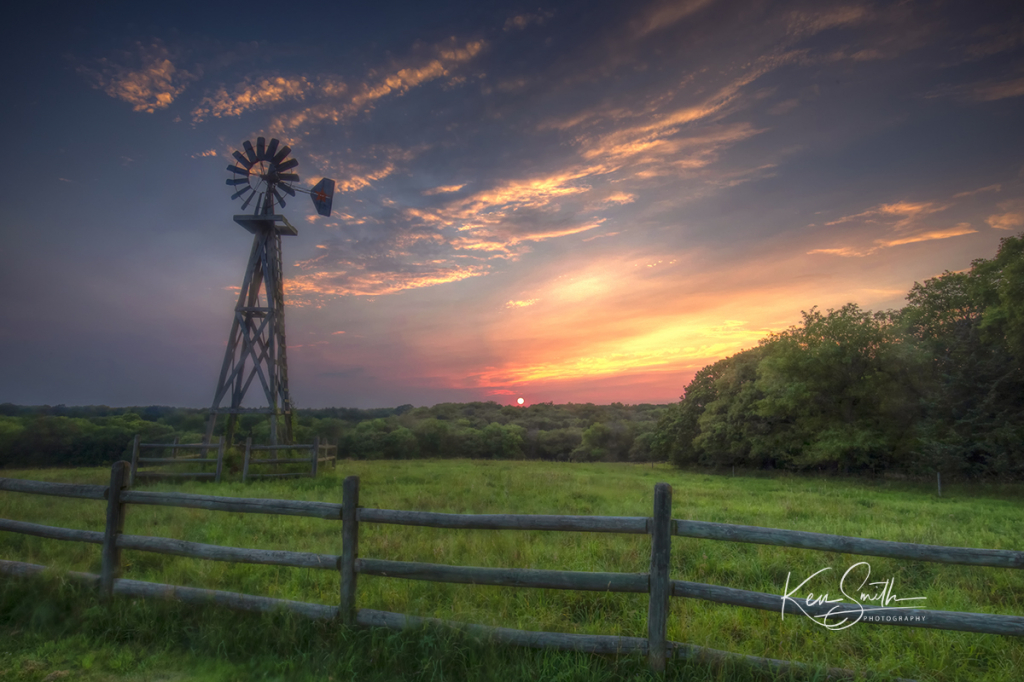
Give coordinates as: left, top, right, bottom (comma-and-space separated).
1, 460, 1023, 681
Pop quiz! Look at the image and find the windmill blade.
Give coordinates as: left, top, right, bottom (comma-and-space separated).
256, 137, 266, 160
232, 151, 252, 169
310, 178, 335, 217
227, 177, 250, 186
271, 145, 292, 165
277, 158, 299, 172
231, 187, 253, 200
272, 188, 286, 208
241, 191, 256, 210
243, 140, 258, 165
227, 164, 249, 176
278, 173, 300, 182
265, 138, 280, 162
280, 183, 296, 197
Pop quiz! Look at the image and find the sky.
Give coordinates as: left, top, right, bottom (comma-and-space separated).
2, 0, 1023, 409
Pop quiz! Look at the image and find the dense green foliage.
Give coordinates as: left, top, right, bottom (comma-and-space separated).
0, 401, 665, 469
653, 235, 1024, 478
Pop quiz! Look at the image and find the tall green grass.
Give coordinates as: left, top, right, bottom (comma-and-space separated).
1, 461, 1022, 681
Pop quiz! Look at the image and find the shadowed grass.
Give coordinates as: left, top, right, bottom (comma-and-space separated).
1, 461, 1023, 681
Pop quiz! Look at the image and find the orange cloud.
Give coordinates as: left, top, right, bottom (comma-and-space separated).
809, 224, 977, 257
973, 76, 1024, 102
192, 75, 311, 121
631, 0, 717, 38
954, 184, 1001, 198
82, 42, 195, 113
824, 200, 949, 230
265, 38, 486, 134
786, 5, 871, 37
287, 263, 489, 298
602, 192, 636, 205
423, 184, 466, 195
987, 211, 1024, 230
503, 11, 553, 32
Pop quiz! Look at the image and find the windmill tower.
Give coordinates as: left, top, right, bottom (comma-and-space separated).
205, 137, 334, 447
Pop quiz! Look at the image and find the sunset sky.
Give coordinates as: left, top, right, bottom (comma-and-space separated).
3, 0, 1023, 409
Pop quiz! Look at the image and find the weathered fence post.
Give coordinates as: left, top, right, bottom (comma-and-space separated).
243, 437, 252, 483
101, 460, 130, 600
340, 475, 360, 625
937, 471, 942, 498
311, 436, 320, 478
215, 436, 225, 484
129, 434, 140, 488
170, 435, 180, 460
648, 482, 672, 673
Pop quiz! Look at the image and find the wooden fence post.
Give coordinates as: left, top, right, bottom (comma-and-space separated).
215, 436, 225, 484
648, 482, 672, 673
101, 460, 130, 600
129, 434, 140, 488
340, 475, 360, 626
311, 436, 320, 478
170, 435, 179, 460
242, 438, 252, 483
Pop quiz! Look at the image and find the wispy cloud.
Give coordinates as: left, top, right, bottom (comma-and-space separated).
809, 224, 977, 257
80, 41, 196, 113
630, 0, 717, 39
954, 184, 1001, 198
824, 200, 949, 230
785, 5, 871, 37
262, 38, 486, 134
972, 76, 1024, 102
987, 209, 1024, 231
423, 184, 466, 195
288, 262, 489, 298
504, 11, 553, 32
192, 75, 312, 122
505, 299, 538, 308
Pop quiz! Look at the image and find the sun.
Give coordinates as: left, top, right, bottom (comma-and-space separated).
517, 397, 525, 405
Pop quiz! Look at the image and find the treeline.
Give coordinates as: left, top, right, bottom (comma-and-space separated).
651, 235, 1024, 479
0, 401, 666, 469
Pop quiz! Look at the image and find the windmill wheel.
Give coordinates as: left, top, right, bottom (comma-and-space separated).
226, 137, 299, 211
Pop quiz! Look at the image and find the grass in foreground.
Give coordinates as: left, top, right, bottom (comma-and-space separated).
1, 461, 1023, 681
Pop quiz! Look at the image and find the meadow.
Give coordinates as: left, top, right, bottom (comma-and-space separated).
1, 460, 1023, 681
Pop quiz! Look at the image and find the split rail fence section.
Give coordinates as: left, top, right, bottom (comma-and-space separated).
2, 463, 1023, 678
129, 435, 225, 486
242, 436, 337, 482
128, 435, 337, 486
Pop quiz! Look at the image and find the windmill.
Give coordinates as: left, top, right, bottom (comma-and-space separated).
204, 137, 335, 447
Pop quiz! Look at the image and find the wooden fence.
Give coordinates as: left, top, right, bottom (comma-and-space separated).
242, 436, 337, 482
130, 435, 225, 486
129, 435, 337, 486
2, 463, 1023, 680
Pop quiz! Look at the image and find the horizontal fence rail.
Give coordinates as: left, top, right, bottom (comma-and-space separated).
671, 580, 1024, 637
3, 468, 1023, 680
116, 534, 340, 570
356, 558, 650, 593
120, 489, 342, 519
675, 520, 1024, 569
0, 478, 107, 500
357, 508, 649, 533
